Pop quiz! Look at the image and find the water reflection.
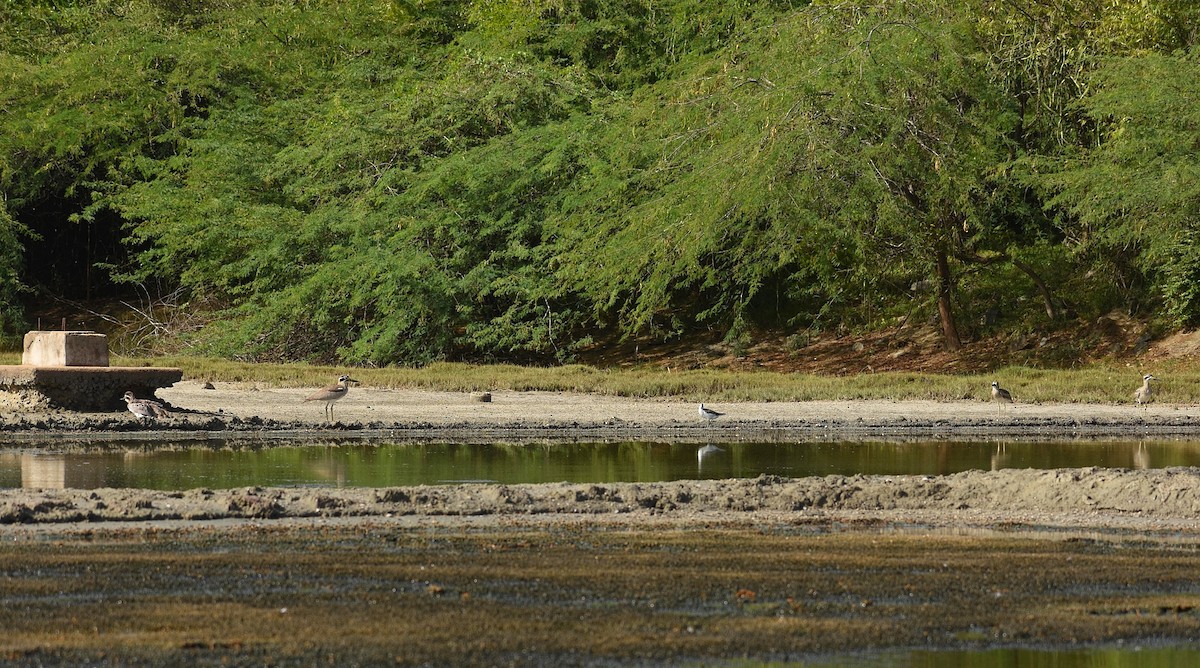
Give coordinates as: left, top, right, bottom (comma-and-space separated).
19, 453, 109, 489
1135, 442, 1151, 470
696, 444, 723, 475
2, 439, 1200, 491
990, 443, 1010, 471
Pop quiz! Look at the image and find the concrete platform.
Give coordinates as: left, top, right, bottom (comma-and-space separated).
0, 366, 183, 411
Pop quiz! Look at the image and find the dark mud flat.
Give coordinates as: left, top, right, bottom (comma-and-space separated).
5, 413, 1200, 442
2, 517, 1200, 666
4, 469, 1200, 664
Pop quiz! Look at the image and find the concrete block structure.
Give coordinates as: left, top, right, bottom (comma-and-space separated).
23, 330, 110, 367
1, 331, 182, 411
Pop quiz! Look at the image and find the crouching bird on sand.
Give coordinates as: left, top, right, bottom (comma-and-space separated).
123, 391, 171, 421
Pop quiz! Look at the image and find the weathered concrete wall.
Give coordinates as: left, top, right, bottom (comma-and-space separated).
22, 331, 110, 367
0, 367, 182, 411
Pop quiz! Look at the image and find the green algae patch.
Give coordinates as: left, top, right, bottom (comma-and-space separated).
2, 520, 1200, 665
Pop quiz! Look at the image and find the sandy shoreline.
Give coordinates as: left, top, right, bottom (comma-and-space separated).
5, 467, 1200, 531
1, 379, 1199, 440
1, 381, 1200, 529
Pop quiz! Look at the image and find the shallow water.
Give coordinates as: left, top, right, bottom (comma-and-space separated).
3, 438, 1200, 490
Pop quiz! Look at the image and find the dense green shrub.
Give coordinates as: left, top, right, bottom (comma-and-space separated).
1, 0, 1198, 361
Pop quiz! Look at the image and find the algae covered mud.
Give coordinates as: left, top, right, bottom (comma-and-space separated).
5, 385, 1200, 665
4, 515, 1200, 666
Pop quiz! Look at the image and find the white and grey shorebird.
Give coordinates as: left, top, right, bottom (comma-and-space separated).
698, 403, 724, 421
122, 391, 170, 421
305, 374, 358, 420
1134, 374, 1157, 407
990, 381, 1013, 415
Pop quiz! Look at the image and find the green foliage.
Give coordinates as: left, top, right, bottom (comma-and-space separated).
2, 0, 1199, 364
553, 1, 1026, 345
0, 201, 28, 342
1032, 51, 1200, 324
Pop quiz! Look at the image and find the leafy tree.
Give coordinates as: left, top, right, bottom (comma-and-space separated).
109, 3, 604, 363
0, 201, 28, 341
3, 0, 1200, 364
553, 2, 1036, 350
1032, 51, 1200, 325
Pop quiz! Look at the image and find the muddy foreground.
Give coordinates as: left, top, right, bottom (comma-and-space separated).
4, 383, 1200, 664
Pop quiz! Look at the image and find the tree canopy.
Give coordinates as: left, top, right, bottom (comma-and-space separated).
1, 0, 1198, 363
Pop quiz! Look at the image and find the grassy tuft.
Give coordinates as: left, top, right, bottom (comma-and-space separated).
0, 355, 1162, 404
0, 352, 1187, 404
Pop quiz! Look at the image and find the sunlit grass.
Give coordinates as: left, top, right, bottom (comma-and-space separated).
97, 356, 1200, 404
2, 352, 1191, 404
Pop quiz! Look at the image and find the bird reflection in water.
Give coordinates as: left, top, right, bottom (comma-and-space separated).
1134, 442, 1150, 470
990, 443, 1011, 471
302, 444, 350, 486
697, 444, 723, 473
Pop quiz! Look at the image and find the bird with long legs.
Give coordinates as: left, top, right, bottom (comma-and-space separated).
305, 375, 358, 421
990, 381, 1013, 416
1134, 374, 1157, 408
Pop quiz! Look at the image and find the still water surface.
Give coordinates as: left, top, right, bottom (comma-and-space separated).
2, 438, 1199, 490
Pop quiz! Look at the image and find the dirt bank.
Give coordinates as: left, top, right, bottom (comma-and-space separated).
1, 380, 1199, 441
3, 467, 1200, 532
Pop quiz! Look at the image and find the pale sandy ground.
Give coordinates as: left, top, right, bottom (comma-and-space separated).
156, 380, 1200, 432
3, 381, 1200, 531
4, 379, 1196, 438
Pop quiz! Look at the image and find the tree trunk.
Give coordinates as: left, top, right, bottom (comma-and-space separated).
935, 248, 962, 351
1009, 256, 1058, 320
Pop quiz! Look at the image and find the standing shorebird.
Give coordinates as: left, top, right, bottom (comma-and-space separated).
990, 381, 1013, 415
305, 374, 358, 421
698, 403, 724, 422
1134, 374, 1157, 407
122, 391, 170, 421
